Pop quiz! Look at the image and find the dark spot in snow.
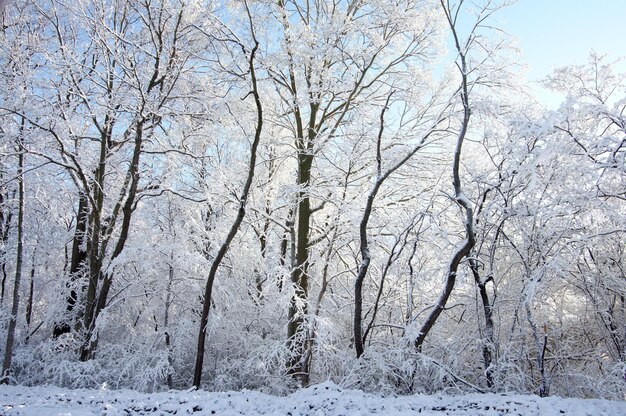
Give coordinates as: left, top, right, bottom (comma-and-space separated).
192, 405, 202, 412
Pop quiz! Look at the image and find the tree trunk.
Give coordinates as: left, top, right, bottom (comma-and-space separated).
0, 182, 12, 305
469, 258, 495, 388
80, 119, 144, 361
354, 92, 430, 357
287, 150, 313, 384
415, 2, 475, 351
1, 128, 25, 384
193, 36, 263, 388
354, 93, 393, 358
25, 253, 35, 327
354, 185, 378, 358
164, 261, 174, 389
527, 305, 550, 397
53, 193, 88, 338
81, 115, 111, 345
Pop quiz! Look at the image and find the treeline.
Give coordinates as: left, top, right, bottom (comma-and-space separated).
0, 0, 624, 399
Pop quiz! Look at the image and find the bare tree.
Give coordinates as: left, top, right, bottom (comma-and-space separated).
192, 0, 264, 388
353, 91, 444, 357
271, 0, 441, 384
1, 118, 24, 384
413, 0, 506, 350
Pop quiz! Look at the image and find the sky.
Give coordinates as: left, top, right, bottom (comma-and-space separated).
494, 0, 626, 106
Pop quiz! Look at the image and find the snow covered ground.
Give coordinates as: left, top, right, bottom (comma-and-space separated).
1, 381, 625, 415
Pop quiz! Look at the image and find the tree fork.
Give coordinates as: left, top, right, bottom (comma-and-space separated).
414, 0, 476, 351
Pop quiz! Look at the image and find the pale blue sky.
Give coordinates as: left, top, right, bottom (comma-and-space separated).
496, 0, 626, 103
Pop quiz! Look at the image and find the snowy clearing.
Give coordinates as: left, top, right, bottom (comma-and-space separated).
1, 382, 625, 416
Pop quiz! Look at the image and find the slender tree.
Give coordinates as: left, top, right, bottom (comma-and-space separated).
353, 91, 444, 357
1, 118, 24, 384
192, 0, 264, 388
413, 0, 483, 350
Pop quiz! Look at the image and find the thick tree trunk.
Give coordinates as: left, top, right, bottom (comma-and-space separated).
53, 193, 88, 338
286, 89, 321, 384
81, 116, 111, 345
80, 120, 143, 361
287, 151, 313, 384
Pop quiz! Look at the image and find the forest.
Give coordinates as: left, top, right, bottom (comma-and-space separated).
0, 0, 625, 401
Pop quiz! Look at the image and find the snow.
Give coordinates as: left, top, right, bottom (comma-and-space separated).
1, 381, 625, 415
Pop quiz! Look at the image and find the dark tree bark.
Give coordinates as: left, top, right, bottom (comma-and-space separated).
0, 186, 12, 305
469, 257, 495, 388
75, 1, 186, 360
1, 123, 24, 384
354, 94, 393, 358
287, 147, 313, 383
354, 92, 434, 357
362, 220, 417, 350
414, 0, 476, 351
164, 261, 174, 389
272, 0, 435, 383
80, 111, 113, 354
192, 21, 264, 387
80, 118, 145, 361
53, 192, 87, 338
25, 252, 35, 327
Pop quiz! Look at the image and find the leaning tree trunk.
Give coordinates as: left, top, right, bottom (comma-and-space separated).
414, 1, 475, 350
80, 119, 144, 361
193, 34, 263, 388
351, 92, 435, 358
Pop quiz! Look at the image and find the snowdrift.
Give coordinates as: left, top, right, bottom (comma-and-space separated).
2, 381, 625, 415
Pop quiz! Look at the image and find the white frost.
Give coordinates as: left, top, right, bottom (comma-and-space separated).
1, 382, 625, 415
